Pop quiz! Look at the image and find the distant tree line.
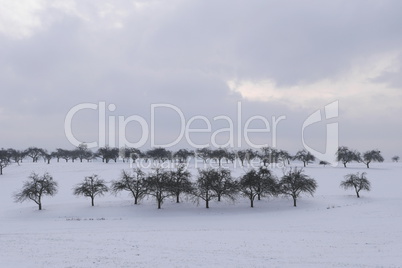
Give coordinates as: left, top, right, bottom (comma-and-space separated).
0, 144, 395, 175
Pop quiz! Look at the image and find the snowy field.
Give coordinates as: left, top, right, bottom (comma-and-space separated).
1, 160, 401, 267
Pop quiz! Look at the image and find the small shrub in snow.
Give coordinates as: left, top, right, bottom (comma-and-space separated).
319, 161, 330, 167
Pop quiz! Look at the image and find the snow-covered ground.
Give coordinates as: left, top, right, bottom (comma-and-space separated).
1, 161, 401, 267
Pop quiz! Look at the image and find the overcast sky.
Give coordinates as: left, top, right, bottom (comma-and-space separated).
0, 0, 401, 159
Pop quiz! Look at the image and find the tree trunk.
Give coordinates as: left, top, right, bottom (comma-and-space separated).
293, 197, 297, 207
343, 162, 347, 168
303, 161, 306, 167
157, 199, 161, 209
91, 197, 94, 206
366, 162, 370, 168
206, 199, 209, 209
217, 194, 221, 202
356, 190, 360, 198
250, 198, 254, 208
134, 196, 138, 205
176, 193, 180, 203
0, 166, 3, 175
38, 202, 42, 210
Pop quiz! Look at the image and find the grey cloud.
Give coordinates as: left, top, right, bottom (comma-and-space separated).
0, 0, 401, 157
122, 0, 402, 85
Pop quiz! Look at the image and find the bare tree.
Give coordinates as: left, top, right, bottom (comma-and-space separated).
120, 147, 142, 163
53, 148, 63, 162
70, 149, 79, 162
279, 168, 317, 207
41, 150, 53, 164
193, 168, 219, 209
225, 150, 237, 164
239, 169, 260, 207
210, 148, 229, 166
239, 167, 277, 207
192, 168, 238, 208
278, 150, 292, 166
111, 169, 147, 205
173, 149, 195, 164
146, 148, 172, 163
145, 168, 174, 209
245, 149, 259, 164
259, 147, 279, 166
7, 148, 25, 165
97, 147, 119, 163
236, 150, 248, 166
55, 148, 71, 162
75, 143, 93, 162
196, 148, 213, 163
294, 149, 315, 167
340, 172, 371, 198
14, 172, 58, 210
0, 149, 10, 175
336, 146, 361, 167
361, 150, 384, 168
256, 167, 277, 200
210, 168, 238, 202
170, 165, 193, 203
24, 147, 45, 163
73, 174, 109, 206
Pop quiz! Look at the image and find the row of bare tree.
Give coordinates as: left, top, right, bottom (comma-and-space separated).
14, 166, 371, 211
14, 166, 319, 210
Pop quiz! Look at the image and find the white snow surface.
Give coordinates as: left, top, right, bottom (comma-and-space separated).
1, 161, 401, 267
